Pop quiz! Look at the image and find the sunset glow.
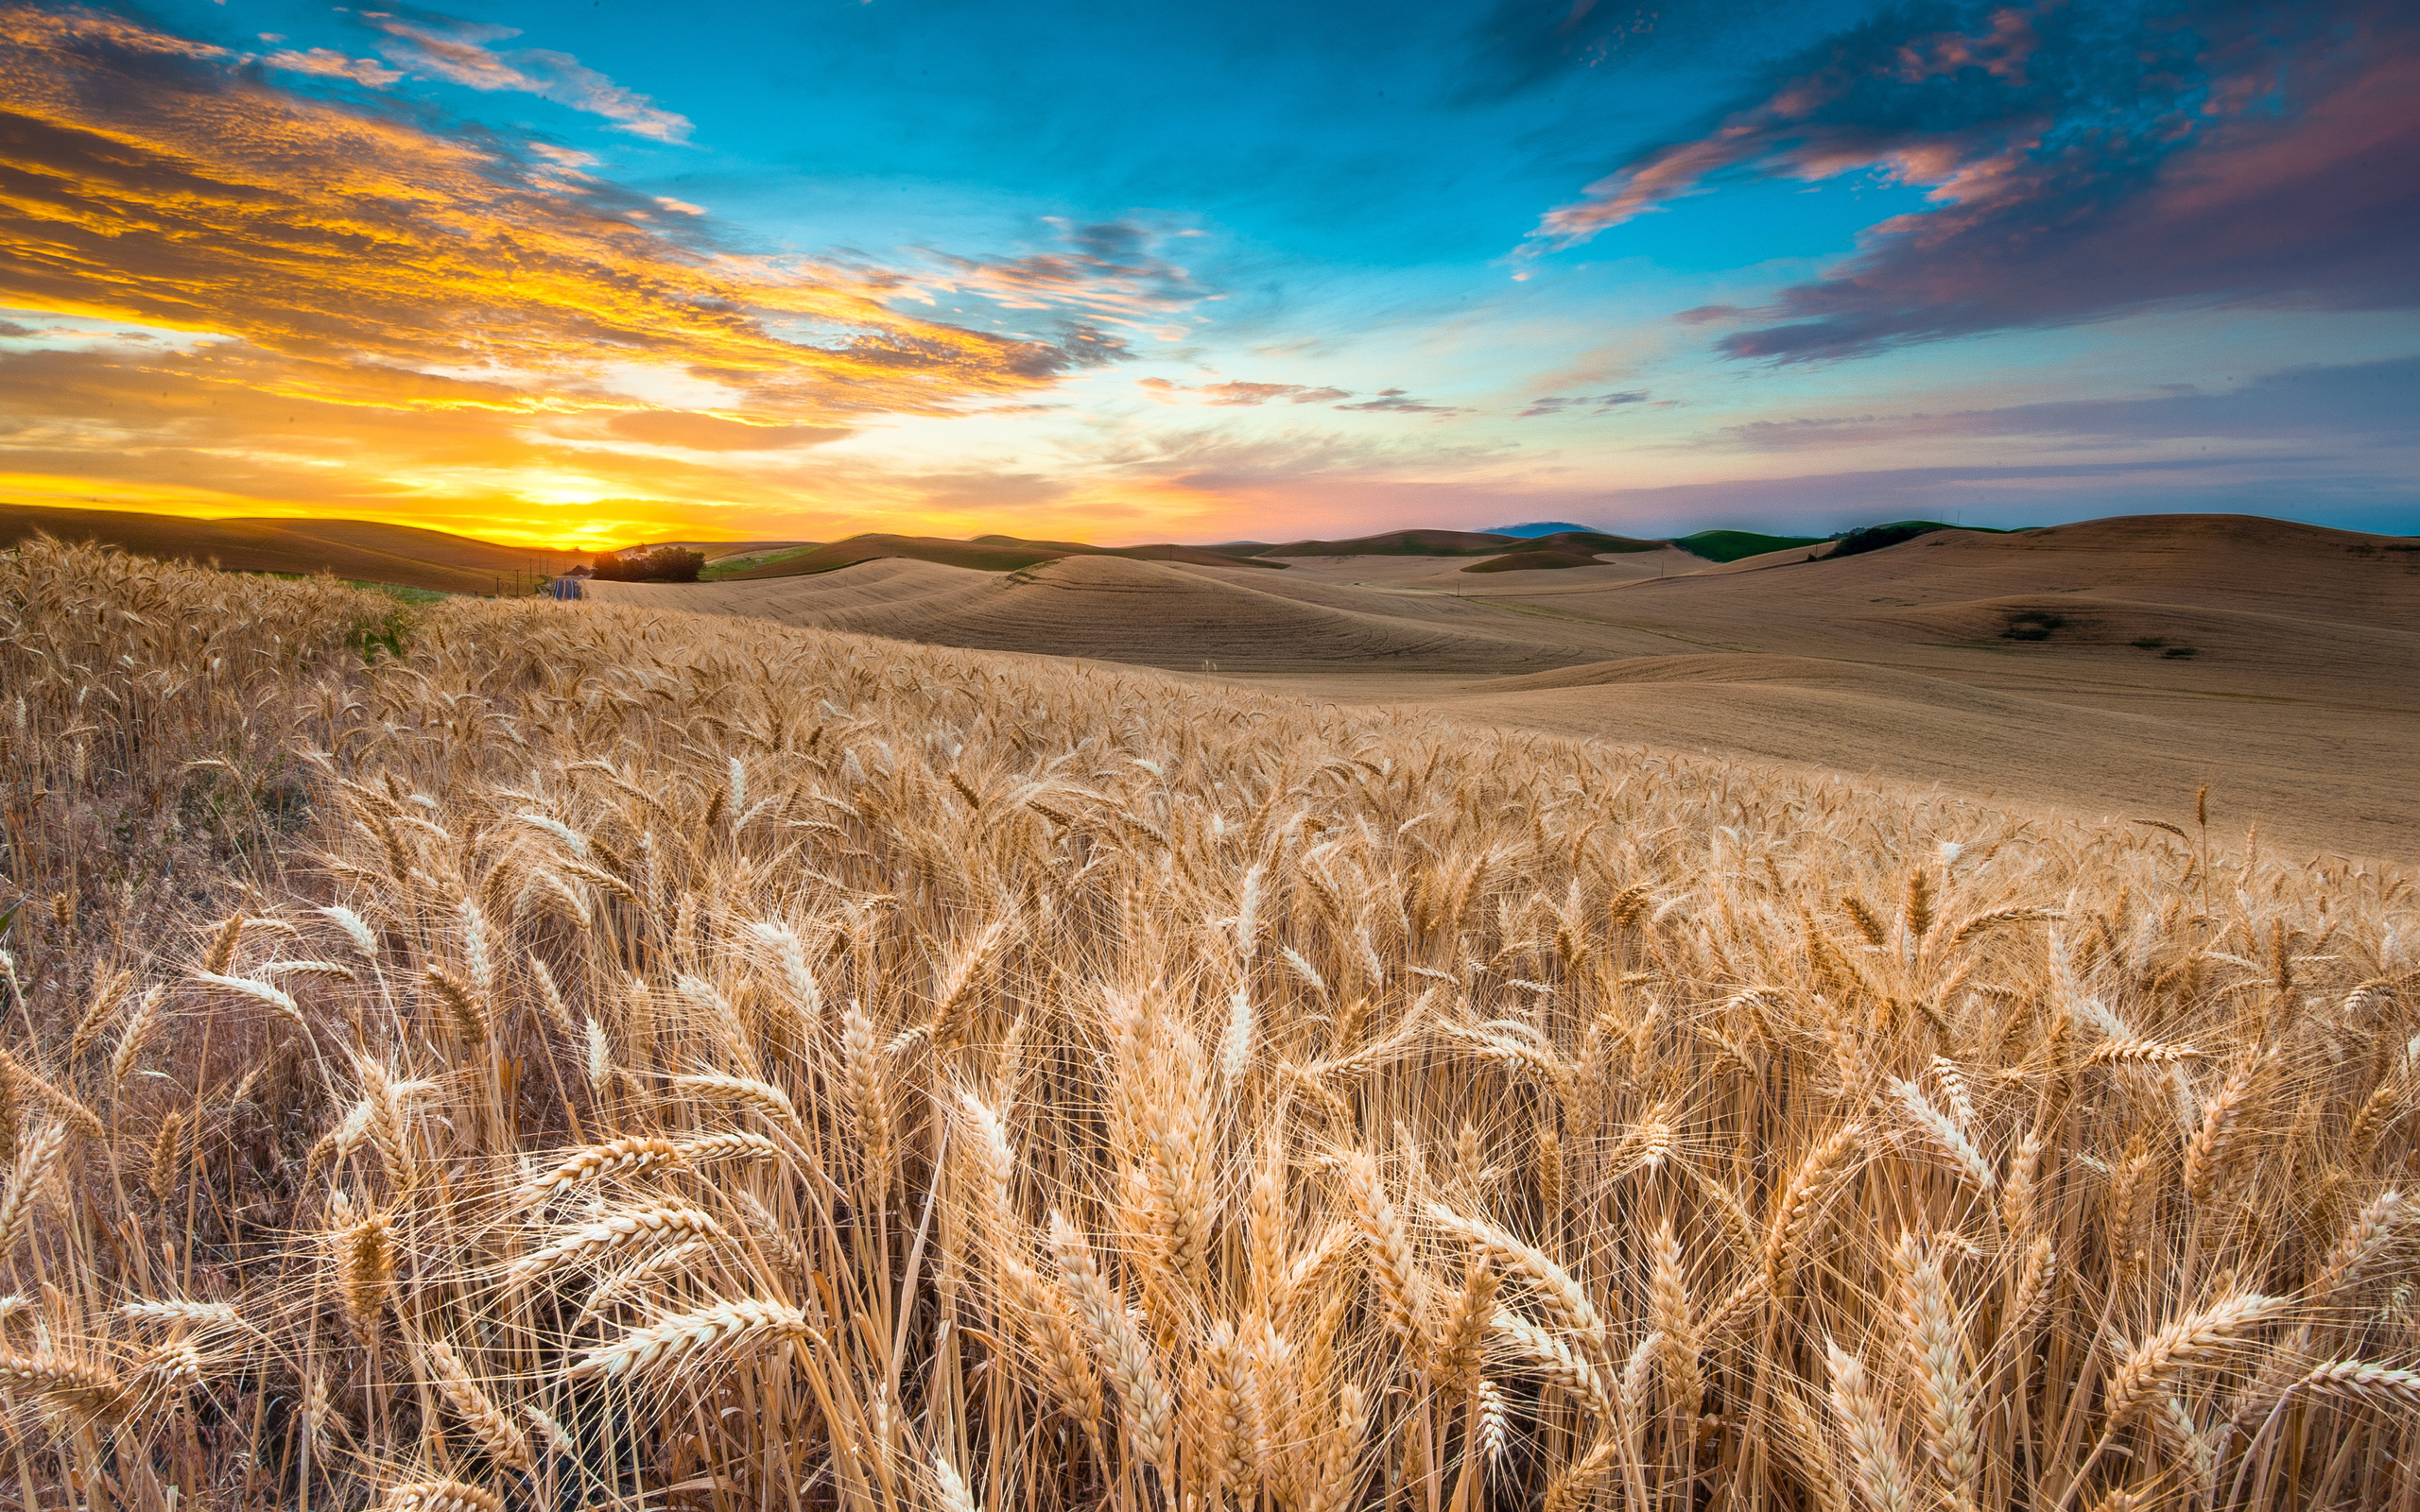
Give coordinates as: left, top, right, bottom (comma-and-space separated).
2, 0, 2412, 547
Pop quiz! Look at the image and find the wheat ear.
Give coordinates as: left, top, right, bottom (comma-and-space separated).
1489, 1308, 1615, 1419
1901, 1250, 1977, 1506
420, 1339, 533, 1470
0, 1353, 133, 1429
510, 1204, 723, 1283
2101, 1294, 2288, 1425
669, 1071, 802, 1130
1764, 1124, 1864, 1286
1826, 1343, 1913, 1512
1429, 1204, 1603, 1360
567, 1297, 813, 1380
377, 1481, 504, 1512
1887, 1078, 1995, 1192
525, 1136, 685, 1204
337, 1211, 395, 1338
1047, 1210, 1171, 1463
0, 1122, 70, 1259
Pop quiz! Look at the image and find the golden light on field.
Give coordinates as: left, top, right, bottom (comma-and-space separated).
5, 535, 2414, 1512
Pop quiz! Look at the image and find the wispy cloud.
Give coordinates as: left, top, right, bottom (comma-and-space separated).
1520, 389, 1652, 418
1529, 0, 2420, 361
1717, 355, 2420, 450
1137, 377, 1351, 406
1333, 387, 1464, 416
920, 220, 1212, 335
1457, 0, 1790, 98
604, 411, 855, 452
261, 46, 404, 86
362, 11, 693, 142
1084, 423, 1505, 492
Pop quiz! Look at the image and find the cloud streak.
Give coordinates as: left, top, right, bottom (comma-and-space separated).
1520, 389, 1652, 418
1137, 377, 1351, 406
1333, 387, 1465, 416
363, 12, 693, 142
1531, 0, 2420, 361
261, 46, 405, 86
922, 220, 1212, 335
1718, 355, 2420, 450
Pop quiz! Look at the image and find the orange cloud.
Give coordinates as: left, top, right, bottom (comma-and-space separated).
0, 5, 1094, 412
0, 5, 1200, 543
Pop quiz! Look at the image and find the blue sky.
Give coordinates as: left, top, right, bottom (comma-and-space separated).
0, 0, 2411, 544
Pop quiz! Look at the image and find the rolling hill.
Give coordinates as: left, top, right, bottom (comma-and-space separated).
1250, 527, 1664, 557
591, 554, 1610, 672
0, 503, 584, 593
722, 531, 1284, 579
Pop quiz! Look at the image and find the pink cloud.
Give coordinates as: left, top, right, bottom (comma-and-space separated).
1527, 0, 2420, 361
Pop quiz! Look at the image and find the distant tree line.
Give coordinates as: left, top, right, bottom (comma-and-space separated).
592, 544, 705, 582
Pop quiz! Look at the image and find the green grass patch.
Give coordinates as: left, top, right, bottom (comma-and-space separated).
1672, 529, 1824, 563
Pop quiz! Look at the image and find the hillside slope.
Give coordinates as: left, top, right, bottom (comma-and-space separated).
592, 554, 1614, 671
0, 503, 581, 592
724, 531, 1281, 579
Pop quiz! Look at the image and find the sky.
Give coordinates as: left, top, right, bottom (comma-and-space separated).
0, 0, 2413, 548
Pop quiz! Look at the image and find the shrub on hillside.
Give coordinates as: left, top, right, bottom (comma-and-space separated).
593, 543, 705, 581
1828, 520, 1951, 558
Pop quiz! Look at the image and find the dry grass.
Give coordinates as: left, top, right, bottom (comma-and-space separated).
2, 536, 2416, 1511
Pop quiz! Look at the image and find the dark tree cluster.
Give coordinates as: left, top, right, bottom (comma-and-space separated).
591, 545, 705, 582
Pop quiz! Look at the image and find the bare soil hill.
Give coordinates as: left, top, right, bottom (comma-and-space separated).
1398, 652, 2416, 862
590, 554, 1612, 671
1251, 526, 1664, 557
723, 531, 1281, 579
1231, 516, 2419, 861
1461, 547, 1607, 572
0, 503, 581, 592
1237, 545, 1705, 591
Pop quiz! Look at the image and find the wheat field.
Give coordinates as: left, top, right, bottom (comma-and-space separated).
1, 538, 2414, 1512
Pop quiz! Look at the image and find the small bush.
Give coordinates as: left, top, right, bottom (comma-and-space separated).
594, 544, 706, 582
2003, 610, 2066, 642
2163, 644, 2200, 658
